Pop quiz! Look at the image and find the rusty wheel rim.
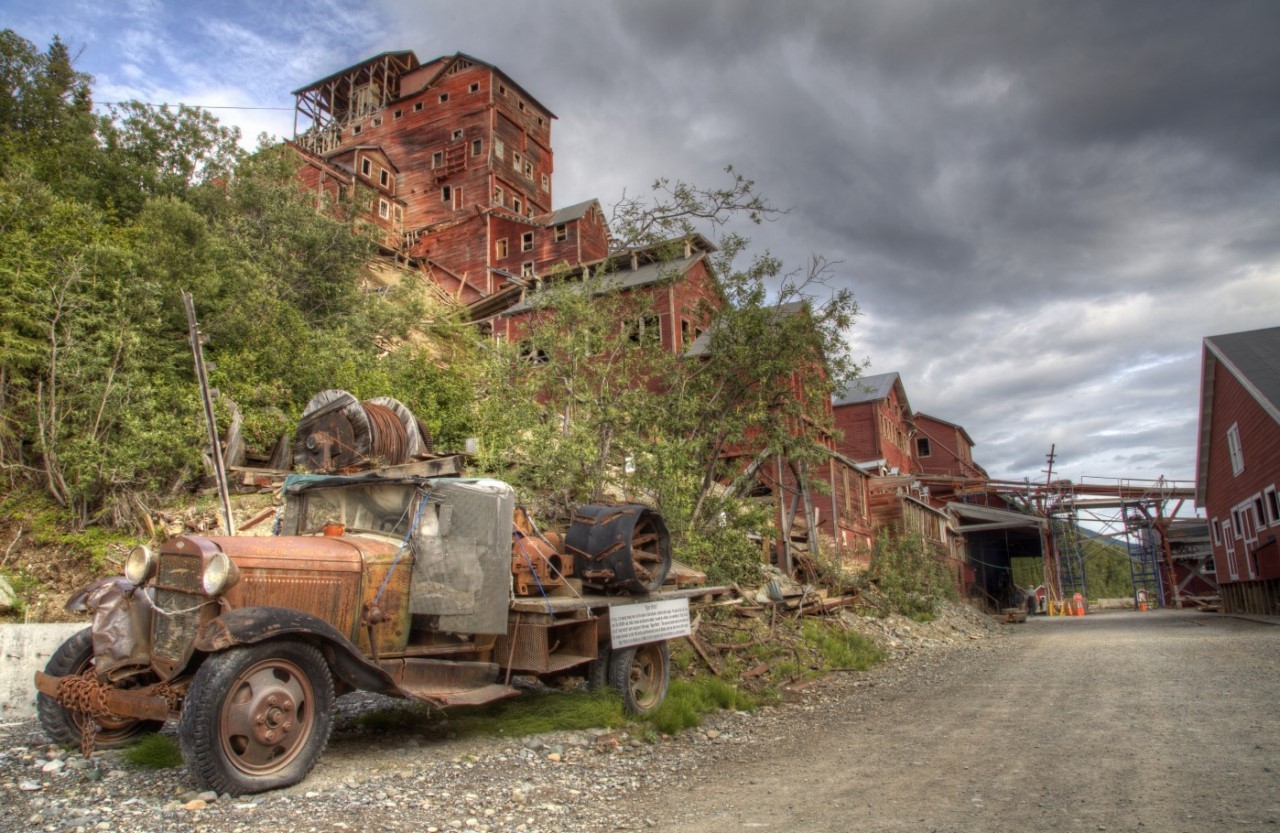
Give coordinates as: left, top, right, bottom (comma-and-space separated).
628, 643, 667, 711
220, 658, 314, 775
629, 515, 665, 590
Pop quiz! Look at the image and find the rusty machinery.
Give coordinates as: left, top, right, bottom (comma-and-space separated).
293, 390, 433, 473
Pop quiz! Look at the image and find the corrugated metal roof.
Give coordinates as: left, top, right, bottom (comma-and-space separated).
833, 372, 900, 407
502, 251, 705, 316
537, 199, 600, 227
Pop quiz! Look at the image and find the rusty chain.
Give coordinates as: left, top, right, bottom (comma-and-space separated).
56, 672, 105, 758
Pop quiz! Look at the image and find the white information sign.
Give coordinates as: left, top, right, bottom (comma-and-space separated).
610, 597, 691, 649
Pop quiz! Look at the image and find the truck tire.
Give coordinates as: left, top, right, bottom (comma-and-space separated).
607, 642, 669, 715
179, 640, 334, 795
37, 627, 163, 749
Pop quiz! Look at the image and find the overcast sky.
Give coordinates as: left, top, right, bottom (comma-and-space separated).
7, 0, 1279, 491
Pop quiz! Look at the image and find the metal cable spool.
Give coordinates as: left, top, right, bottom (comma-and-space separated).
361, 401, 408, 467
565, 504, 671, 594
293, 389, 413, 472
367, 396, 426, 459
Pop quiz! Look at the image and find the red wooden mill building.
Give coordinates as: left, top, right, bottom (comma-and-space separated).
290, 51, 611, 317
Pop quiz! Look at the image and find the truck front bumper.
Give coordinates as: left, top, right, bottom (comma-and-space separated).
35, 671, 176, 723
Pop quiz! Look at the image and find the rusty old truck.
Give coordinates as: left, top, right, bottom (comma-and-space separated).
35, 474, 707, 794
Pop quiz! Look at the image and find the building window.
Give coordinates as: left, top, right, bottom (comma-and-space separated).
414, 101, 423, 112
521, 261, 534, 278
554, 224, 568, 243
471, 138, 482, 157
393, 109, 402, 119
439, 93, 449, 103
524, 160, 533, 178
361, 158, 372, 176
378, 198, 390, 219
452, 129, 463, 141
1227, 423, 1244, 476
352, 124, 362, 135
917, 438, 932, 457
469, 82, 479, 93
441, 185, 452, 203
512, 196, 522, 214
1211, 517, 1222, 546
379, 168, 389, 187
1266, 486, 1280, 526
499, 84, 507, 95
392, 204, 402, 225
1231, 507, 1243, 538
1252, 496, 1266, 537
512, 151, 522, 171
493, 186, 505, 206
626, 315, 662, 346
432, 151, 443, 169
518, 341, 547, 364
541, 173, 549, 192
518, 100, 525, 111
496, 238, 508, 258
495, 139, 504, 160
372, 116, 382, 126
521, 231, 534, 251
538, 116, 544, 126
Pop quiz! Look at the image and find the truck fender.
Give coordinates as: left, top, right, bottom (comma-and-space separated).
194, 606, 398, 695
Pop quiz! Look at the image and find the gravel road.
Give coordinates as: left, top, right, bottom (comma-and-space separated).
1, 609, 1274, 833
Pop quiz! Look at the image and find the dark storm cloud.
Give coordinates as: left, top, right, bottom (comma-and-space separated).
371, 1, 1280, 482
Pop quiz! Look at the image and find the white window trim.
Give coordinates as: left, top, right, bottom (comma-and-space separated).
1227, 422, 1244, 476
378, 198, 390, 220
1211, 517, 1222, 546
1265, 485, 1280, 526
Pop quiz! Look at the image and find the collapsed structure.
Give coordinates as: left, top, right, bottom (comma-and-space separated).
283, 49, 1216, 612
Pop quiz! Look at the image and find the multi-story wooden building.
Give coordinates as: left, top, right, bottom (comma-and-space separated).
913, 413, 987, 480
1195, 325, 1280, 614
832, 372, 916, 475
289, 51, 610, 314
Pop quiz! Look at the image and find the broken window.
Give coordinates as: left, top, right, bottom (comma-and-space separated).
393, 109, 402, 119
352, 124, 362, 136
469, 82, 479, 93
414, 101, 423, 112
521, 231, 534, 251
521, 261, 535, 278
917, 438, 932, 457
441, 185, 451, 203
432, 151, 443, 168
524, 160, 533, 179
452, 129, 463, 141
518, 341, 548, 364
496, 238, 508, 258
541, 174, 550, 192
626, 315, 662, 346
379, 168, 389, 187
512, 151, 522, 171
372, 116, 382, 127
1266, 486, 1280, 526
493, 186, 505, 206
512, 196, 522, 214
554, 224, 568, 243
361, 157, 372, 176
439, 93, 449, 103
471, 138, 482, 157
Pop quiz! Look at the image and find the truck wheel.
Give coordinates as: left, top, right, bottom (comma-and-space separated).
37, 628, 163, 749
179, 641, 334, 795
607, 642, 669, 715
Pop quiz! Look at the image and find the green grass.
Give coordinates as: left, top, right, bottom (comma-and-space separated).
802, 621, 884, 671
646, 676, 758, 735
123, 734, 183, 769
356, 688, 627, 740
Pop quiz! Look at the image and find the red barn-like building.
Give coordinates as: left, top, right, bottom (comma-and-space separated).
290, 52, 610, 313
832, 372, 916, 475
1195, 325, 1280, 614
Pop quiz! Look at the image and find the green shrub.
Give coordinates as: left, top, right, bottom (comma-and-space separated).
646, 676, 758, 735
867, 531, 957, 618
801, 621, 884, 670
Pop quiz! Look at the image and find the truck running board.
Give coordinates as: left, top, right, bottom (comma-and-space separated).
379, 658, 519, 706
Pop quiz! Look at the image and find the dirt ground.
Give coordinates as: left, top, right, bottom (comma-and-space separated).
621, 609, 1280, 833
3, 609, 1276, 832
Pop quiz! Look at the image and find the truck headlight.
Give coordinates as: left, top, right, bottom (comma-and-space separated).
125, 546, 158, 586
202, 552, 241, 595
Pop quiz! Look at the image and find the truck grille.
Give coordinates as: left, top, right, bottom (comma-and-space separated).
153, 554, 206, 665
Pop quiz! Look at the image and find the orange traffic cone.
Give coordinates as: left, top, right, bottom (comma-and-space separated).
1140, 601, 1147, 612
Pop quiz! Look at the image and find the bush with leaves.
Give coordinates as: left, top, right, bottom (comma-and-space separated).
866, 531, 959, 619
